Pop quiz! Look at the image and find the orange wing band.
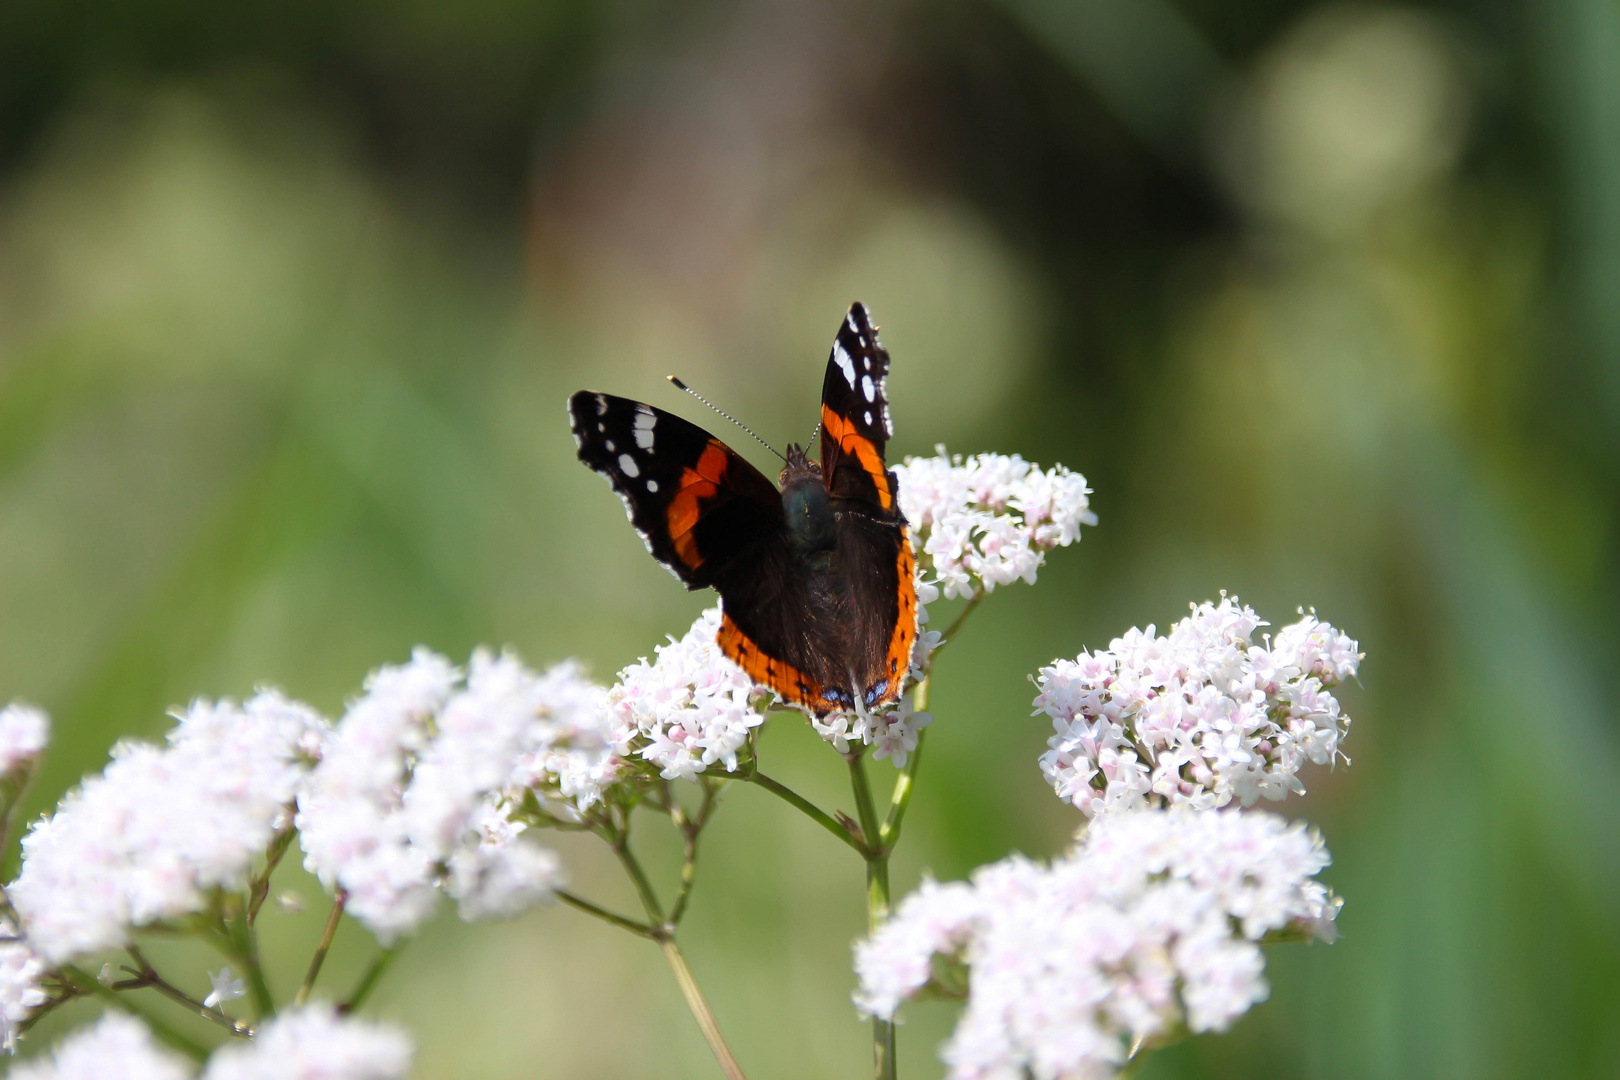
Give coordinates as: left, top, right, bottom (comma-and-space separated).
877, 528, 919, 707
666, 440, 732, 569
717, 613, 834, 712
820, 405, 893, 510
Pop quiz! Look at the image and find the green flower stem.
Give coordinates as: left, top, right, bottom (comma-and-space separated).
59, 965, 212, 1061
123, 946, 253, 1038
607, 818, 666, 926
596, 809, 748, 1079
660, 937, 749, 1080
848, 751, 896, 1080
554, 888, 661, 940
668, 780, 717, 927
744, 770, 869, 856
248, 825, 296, 925
879, 588, 983, 850
225, 903, 275, 1020
339, 945, 399, 1015
880, 676, 929, 849
294, 891, 346, 1007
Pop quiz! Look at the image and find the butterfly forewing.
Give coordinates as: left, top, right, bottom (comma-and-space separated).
567, 391, 781, 589
819, 303, 901, 516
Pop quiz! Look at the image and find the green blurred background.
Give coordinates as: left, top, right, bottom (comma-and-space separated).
1, 0, 1617, 1076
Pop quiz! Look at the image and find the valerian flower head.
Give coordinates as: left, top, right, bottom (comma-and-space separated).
608, 606, 766, 782
0, 704, 48, 778
894, 449, 1095, 600
0, 923, 46, 1054
9, 1012, 191, 1080
854, 808, 1341, 1080
10, 692, 327, 964
201, 1004, 412, 1080
298, 648, 577, 943
1035, 596, 1361, 817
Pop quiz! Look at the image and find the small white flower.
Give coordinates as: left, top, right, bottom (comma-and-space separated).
9, 1012, 191, 1079
11, 692, 328, 964
0, 704, 48, 777
201, 1003, 412, 1080
608, 607, 766, 783
202, 966, 246, 1009
854, 807, 1340, 1080
299, 648, 584, 943
1035, 596, 1361, 817
0, 925, 46, 1054
894, 448, 1095, 600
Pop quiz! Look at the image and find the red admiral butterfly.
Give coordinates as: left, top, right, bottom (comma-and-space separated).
568, 303, 918, 717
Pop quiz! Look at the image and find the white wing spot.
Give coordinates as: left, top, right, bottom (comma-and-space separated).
595, 394, 609, 416
646, 479, 659, 493
634, 407, 657, 449
846, 312, 859, 333
619, 453, 640, 477
833, 343, 856, 387
864, 410, 873, 426
597, 422, 606, 433
861, 374, 875, 402
605, 439, 616, 452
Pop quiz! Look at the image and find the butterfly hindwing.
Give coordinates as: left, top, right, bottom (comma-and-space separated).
568, 391, 782, 589
819, 303, 900, 517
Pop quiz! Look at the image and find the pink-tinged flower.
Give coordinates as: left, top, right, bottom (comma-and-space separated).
0, 923, 46, 1053
0, 704, 48, 778
608, 607, 765, 780
894, 449, 1095, 600
202, 1003, 411, 1080
1036, 596, 1360, 816
11, 692, 327, 964
854, 807, 1341, 1080
9, 1012, 190, 1079
299, 648, 591, 943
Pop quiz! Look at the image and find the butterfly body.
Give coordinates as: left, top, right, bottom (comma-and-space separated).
568, 303, 917, 717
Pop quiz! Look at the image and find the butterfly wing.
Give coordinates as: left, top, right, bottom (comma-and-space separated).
818, 303, 918, 710
568, 391, 782, 589
819, 302, 901, 518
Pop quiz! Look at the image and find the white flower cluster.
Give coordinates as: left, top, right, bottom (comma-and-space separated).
607, 607, 766, 782
1036, 597, 1360, 817
854, 808, 1341, 1080
11, 1006, 410, 1080
9, 1012, 190, 1080
810, 694, 932, 768
0, 922, 47, 1053
297, 649, 579, 942
203, 1003, 412, 1079
0, 703, 49, 777
10, 693, 325, 964
894, 449, 1096, 600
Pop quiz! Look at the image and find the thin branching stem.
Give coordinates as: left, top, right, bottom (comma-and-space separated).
606, 815, 666, 926
668, 780, 717, 927
248, 825, 296, 925
58, 964, 212, 1061
222, 899, 275, 1020
339, 946, 400, 1015
660, 938, 749, 1080
847, 751, 896, 1080
294, 891, 346, 1007
745, 769, 869, 855
554, 889, 661, 940
124, 946, 254, 1038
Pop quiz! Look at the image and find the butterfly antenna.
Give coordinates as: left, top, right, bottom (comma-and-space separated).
667, 376, 786, 462
808, 420, 822, 446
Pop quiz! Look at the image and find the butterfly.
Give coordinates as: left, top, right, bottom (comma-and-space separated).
568, 302, 918, 716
